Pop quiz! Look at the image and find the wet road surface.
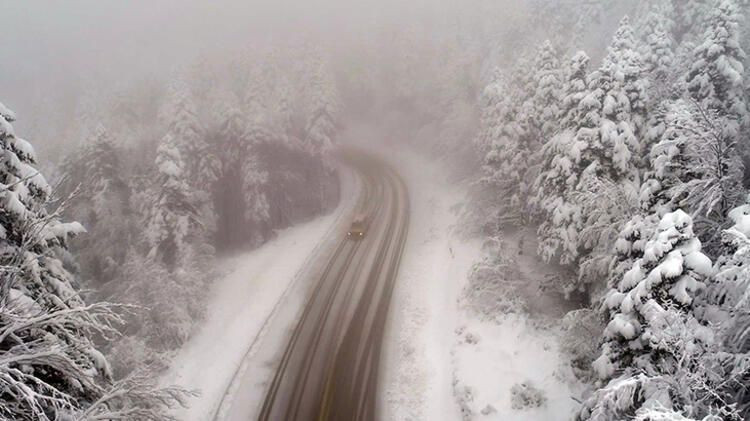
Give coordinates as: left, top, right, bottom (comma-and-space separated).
219, 151, 410, 421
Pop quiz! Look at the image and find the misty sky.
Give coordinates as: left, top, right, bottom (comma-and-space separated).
0, 0, 529, 159
1, 0, 462, 109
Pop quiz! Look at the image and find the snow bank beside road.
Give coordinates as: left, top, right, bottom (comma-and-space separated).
380, 150, 478, 421
162, 168, 357, 421
380, 150, 581, 421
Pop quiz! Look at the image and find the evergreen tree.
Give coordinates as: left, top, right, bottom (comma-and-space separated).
672, 40, 698, 94
481, 53, 544, 226
512, 52, 538, 146
210, 101, 271, 247
616, 18, 651, 153
162, 78, 212, 193
702, 202, 750, 420
274, 76, 296, 145
0, 101, 96, 418
641, 98, 743, 253
0, 101, 186, 420
532, 0, 599, 40
243, 68, 271, 133
474, 68, 505, 158
634, 0, 675, 36
535, 18, 649, 293
708, 201, 750, 337
559, 52, 591, 130
529, 40, 563, 144
582, 16, 648, 182
216, 101, 248, 172
534, 51, 591, 265
639, 6, 676, 101
468, 69, 510, 233
478, 71, 530, 229
60, 125, 133, 284
242, 72, 273, 237
581, 210, 714, 419
563, 30, 649, 284
241, 156, 270, 237
639, 100, 698, 216
673, 0, 712, 41
144, 132, 201, 271
686, 0, 748, 141
304, 58, 339, 157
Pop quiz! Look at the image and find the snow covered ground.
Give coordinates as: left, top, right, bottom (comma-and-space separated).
161, 169, 358, 420
380, 149, 582, 421
379, 149, 475, 421
452, 314, 581, 420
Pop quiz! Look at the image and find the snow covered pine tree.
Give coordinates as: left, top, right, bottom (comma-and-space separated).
534, 51, 591, 267
579, 210, 746, 420
145, 121, 202, 271
686, 0, 748, 143
0, 102, 189, 420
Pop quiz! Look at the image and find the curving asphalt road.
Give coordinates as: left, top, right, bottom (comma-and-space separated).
218, 151, 410, 421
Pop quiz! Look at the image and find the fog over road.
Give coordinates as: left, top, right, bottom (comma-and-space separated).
219, 151, 410, 421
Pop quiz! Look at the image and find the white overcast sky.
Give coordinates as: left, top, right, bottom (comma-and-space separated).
0, 0, 517, 136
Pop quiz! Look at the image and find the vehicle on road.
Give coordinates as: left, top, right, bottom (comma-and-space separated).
347, 214, 367, 239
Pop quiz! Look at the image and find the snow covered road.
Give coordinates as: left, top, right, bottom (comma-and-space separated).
252, 150, 410, 421
161, 166, 359, 421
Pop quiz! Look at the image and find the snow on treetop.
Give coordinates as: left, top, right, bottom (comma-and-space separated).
0, 101, 16, 122
642, 211, 712, 278
8, 287, 42, 316
45, 221, 87, 244
158, 159, 182, 178
0, 112, 15, 138
18, 161, 51, 196
728, 203, 750, 237
9, 136, 38, 163
682, 244, 712, 277
1, 190, 29, 220
612, 210, 711, 314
